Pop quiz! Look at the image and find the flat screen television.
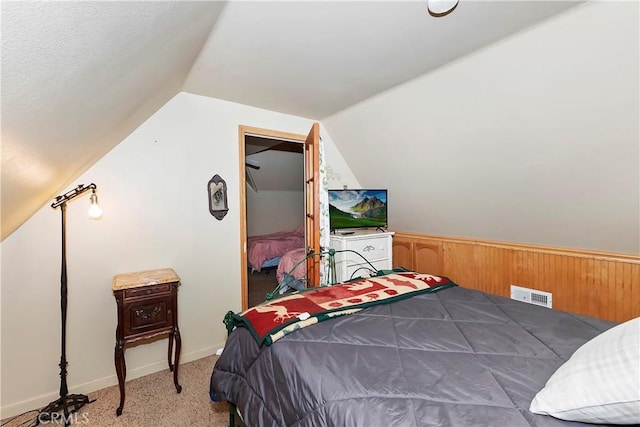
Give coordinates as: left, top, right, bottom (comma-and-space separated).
328, 189, 388, 231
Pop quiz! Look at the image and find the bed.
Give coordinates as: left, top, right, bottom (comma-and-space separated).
275, 247, 308, 293
211, 272, 638, 427
247, 226, 305, 273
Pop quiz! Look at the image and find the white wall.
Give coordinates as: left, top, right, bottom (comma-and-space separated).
246, 190, 304, 236
324, 1, 639, 255
0, 92, 358, 417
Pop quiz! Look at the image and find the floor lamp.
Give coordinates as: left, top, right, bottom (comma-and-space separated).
36, 183, 103, 426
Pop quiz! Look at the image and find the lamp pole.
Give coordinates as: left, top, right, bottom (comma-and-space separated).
36, 184, 100, 426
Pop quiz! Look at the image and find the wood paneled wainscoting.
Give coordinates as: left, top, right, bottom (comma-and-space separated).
392, 232, 639, 323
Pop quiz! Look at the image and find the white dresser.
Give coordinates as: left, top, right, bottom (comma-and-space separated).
328, 230, 394, 283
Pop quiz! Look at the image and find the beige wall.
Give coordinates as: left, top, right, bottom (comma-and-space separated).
324, 2, 639, 255
246, 190, 304, 236
0, 92, 359, 417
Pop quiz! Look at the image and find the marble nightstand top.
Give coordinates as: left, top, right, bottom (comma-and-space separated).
112, 268, 180, 291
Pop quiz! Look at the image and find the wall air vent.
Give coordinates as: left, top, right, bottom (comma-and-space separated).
510, 285, 553, 309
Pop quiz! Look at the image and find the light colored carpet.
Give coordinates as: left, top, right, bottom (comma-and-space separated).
3, 355, 229, 427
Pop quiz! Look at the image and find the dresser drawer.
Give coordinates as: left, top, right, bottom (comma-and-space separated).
345, 259, 391, 280
123, 283, 171, 300
337, 237, 390, 265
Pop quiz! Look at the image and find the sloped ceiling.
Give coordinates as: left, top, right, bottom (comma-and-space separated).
0, 0, 579, 241
1, 1, 226, 240
245, 136, 303, 192
183, 0, 579, 119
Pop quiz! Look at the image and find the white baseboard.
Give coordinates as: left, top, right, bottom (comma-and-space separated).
0, 344, 222, 420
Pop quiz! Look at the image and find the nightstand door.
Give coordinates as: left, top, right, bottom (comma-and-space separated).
123, 295, 173, 340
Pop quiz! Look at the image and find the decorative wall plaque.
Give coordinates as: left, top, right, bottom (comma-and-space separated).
208, 174, 228, 220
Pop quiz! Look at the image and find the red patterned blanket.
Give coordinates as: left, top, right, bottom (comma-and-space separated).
224, 271, 456, 346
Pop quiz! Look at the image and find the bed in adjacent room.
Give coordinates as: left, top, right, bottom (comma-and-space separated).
275, 247, 308, 293
211, 271, 639, 427
247, 226, 305, 273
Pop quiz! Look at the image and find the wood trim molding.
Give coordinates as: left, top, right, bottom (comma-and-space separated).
392, 232, 639, 323
240, 125, 306, 142
395, 232, 640, 263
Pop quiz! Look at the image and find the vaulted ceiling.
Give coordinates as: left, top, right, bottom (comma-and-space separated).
1, 1, 580, 240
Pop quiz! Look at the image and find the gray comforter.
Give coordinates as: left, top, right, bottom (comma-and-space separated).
211, 285, 616, 426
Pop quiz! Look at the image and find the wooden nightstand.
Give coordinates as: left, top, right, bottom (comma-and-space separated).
112, 268, 182, 416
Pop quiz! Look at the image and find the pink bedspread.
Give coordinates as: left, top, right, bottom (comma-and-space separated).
247, 227, 304, 272
276, 248, 308, 283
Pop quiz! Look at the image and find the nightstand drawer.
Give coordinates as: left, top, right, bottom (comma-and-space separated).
123, 283, 171, 300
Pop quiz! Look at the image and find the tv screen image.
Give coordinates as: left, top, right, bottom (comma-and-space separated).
328, 189, 388, 230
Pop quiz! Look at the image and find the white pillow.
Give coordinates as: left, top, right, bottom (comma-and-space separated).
530, 317, 640, 424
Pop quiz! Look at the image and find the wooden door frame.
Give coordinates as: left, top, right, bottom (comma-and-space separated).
304, 123, 321, 287
238, 125, 307, 310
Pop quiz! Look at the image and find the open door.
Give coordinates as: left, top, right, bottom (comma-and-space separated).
305, 123, 320, 287
238, 123, 321, 309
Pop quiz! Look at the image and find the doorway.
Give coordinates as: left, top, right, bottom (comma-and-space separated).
238, 124, 320, 310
